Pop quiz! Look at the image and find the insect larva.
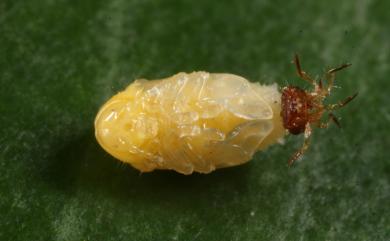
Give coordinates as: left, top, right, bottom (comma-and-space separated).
94, 55, 357, 174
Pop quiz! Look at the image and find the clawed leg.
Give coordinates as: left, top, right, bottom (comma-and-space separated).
325, 63, 352, 94
328, 63, 352, 74
327, 92, 358, 110
294, 54, 315, 85
288, 123, 312, 166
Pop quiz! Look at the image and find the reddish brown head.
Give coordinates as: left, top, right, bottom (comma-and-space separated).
281, 54, 358, 166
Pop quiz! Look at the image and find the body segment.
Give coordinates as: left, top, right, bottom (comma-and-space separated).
281, 87, 310, 135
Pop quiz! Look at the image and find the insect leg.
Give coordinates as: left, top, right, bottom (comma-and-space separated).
318, 113, 341, 128
294, 54, 315, 84
288, 123, 312, 166
318, 78, 323, 90
327, 92, 358, 110
325, 63, 352, 94
325, 71, 335, 95
328, 63, 352, 74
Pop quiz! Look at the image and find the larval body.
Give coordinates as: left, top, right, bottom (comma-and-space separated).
95, 72, 285, 174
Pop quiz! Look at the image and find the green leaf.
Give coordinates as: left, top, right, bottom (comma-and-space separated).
1, 0, 389, 240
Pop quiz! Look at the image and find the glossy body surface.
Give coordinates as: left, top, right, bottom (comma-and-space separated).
95, 72, 285, 174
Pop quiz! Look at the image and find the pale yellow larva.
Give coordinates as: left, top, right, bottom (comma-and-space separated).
95, 72, 285, 174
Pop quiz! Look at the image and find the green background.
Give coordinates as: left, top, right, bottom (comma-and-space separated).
1, 0, 389, 240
